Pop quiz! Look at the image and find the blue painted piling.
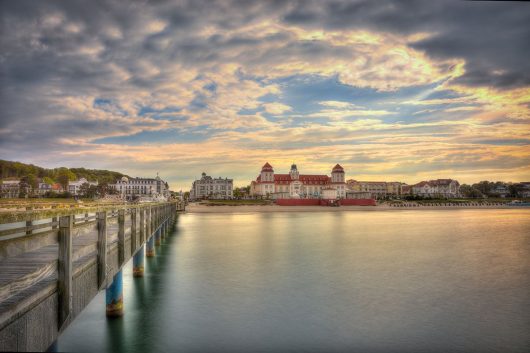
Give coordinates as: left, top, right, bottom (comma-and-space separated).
133, 245, 144, 277
106, 270, 123, 317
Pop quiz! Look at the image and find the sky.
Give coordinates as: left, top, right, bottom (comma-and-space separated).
1, 0, 529, 191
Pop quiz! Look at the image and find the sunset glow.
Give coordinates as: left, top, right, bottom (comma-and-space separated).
1, 0, 529, 189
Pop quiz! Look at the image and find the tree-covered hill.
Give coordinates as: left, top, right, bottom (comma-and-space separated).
0, 159, 127, 185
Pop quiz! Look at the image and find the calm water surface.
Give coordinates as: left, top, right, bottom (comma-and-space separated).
58, 210, 530, 353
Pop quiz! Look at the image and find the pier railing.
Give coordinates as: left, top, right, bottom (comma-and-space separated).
0, 200, 184, 352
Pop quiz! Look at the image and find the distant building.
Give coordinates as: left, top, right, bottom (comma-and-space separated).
401, 185, 412, 196
250, 163, 346, 199
516, 182, 530, 198
51, 183, 64, 193
411, 179, 460, 198
68, 178, 98, 196
112, 175, 170, 201
491, 184, 510, 198
347, 180, 403, 199
37, 182, 52, 195
1, 180, 20, 198
190, 172, 233, 200
345, 191, 372, 199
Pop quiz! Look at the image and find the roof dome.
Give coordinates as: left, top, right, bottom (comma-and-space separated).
261, 162, 274, 172
121, 176, 129, 182
332, 164, 344, 172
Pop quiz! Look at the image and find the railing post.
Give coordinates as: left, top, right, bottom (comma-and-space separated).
97, 211, 107, 289
140, 207, 145, 244
58, 215, 73, 330
131, 207, 137, 254
118, 209, 125, 266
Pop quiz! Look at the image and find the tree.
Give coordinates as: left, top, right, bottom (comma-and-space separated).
57, 168, 76, 191
459, 184, 483, 198
43, 176, 54, 185
79, 183, 98, 199
472, 181, 494, 197
26, 173, 38, 189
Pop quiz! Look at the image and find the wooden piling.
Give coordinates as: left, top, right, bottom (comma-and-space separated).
131, 207, 137, 254
140, 207, 145, 244
58, 215, 73, 330
118, 209, 125, 266
97, 211, 107, 289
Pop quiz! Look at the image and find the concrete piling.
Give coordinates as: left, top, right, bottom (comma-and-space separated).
133, 245, 145, 277
146, 234, 155, 257
106, 270, 124, 317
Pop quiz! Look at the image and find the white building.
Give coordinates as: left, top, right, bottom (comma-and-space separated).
190, 172, 233, 200
68, 178, 98, 196
1, 180, 21, 198
250, 163, 346, 199
412, 179, 460, 198
113, 175, 170, 201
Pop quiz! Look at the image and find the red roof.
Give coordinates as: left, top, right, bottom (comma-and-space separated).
261, 162, 274, 172
332, 164, 344, 172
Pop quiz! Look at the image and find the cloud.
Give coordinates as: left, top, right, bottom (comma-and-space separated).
263, 102, 292, 115
0, 0, 529, 189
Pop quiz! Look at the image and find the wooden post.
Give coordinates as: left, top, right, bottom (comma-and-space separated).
58, 215, 73, 330
118, 209, 125, 266
131, 208, 137, 254
148, 206, 152, 238
97, 211, 107, 289
25, 209, 32, 235
140, 207, 145, 244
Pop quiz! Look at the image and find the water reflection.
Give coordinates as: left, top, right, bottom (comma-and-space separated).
58, 210, 530, 353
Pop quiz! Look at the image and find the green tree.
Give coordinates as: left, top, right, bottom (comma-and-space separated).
25, 173, 38, 190
460, 184, 483, 198
43, 176, 54, 185
56, 168, 76, 190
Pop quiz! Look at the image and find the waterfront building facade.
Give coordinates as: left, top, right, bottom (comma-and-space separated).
516, 182, 530, 197
68, 178, 98, 196
37, 182, 52, 195
0, 180, 21, 198
411, 179, 460, 198
190, 172, 233, 200
347, 180, 387, 198
250, 163, 346, 199
112, 175, 170, 201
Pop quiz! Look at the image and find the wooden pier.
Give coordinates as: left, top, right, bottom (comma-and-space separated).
0, 201, 184, 351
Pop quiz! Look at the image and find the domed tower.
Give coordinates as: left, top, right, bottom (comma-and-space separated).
331, 164, 345, 183
289, 164, 299, 180
260, 162, 274, 183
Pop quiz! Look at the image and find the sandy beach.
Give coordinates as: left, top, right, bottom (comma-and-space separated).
185, 203, 519, 213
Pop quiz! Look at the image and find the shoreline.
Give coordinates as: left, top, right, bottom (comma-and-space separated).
185, 203, 526, 213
